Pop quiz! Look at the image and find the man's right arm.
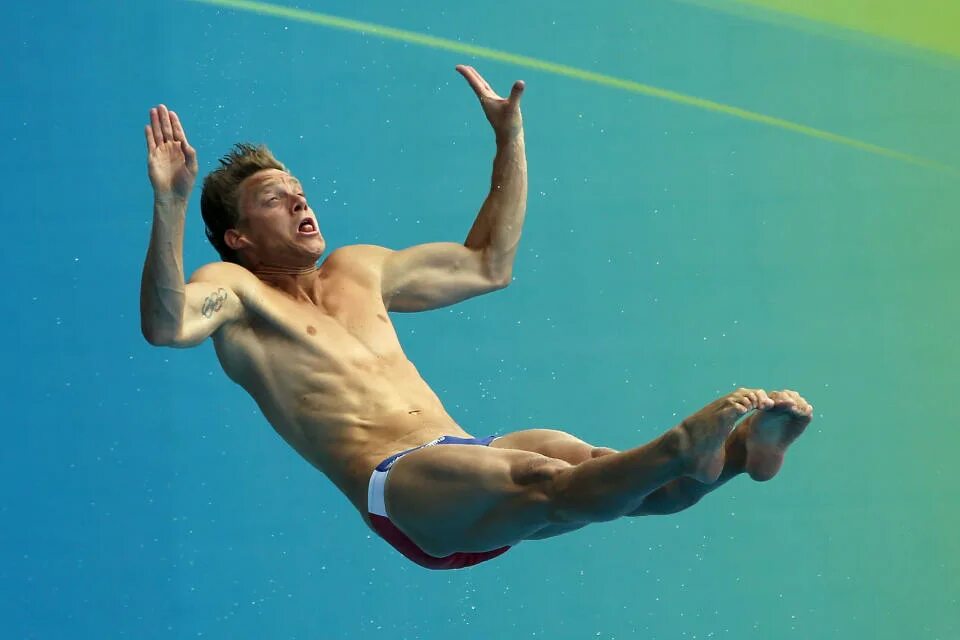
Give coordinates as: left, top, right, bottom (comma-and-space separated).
140, 196, 244, 348
140, 104, 244, 348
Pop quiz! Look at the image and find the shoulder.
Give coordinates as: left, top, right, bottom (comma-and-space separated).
188, 260, 252, 283
328, 243, 393, 262
325, 244, 396, 273
188, 261, 259, 298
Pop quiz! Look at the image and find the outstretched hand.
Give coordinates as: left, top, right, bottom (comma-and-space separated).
456, 65, 524, 141
145, 104, 198, 200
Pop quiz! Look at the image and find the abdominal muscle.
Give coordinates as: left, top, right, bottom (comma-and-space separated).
209, 289, 473, 518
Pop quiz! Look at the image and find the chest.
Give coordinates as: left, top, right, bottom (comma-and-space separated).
249, 269, 400, 358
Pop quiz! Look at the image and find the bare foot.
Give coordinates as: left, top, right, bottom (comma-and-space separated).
673, 388, 774, 483
736, 389, 813, 481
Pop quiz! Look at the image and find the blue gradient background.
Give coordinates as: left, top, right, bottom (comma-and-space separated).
1, 1, 957, 638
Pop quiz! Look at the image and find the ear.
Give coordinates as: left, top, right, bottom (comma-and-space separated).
224, 228, 248, 251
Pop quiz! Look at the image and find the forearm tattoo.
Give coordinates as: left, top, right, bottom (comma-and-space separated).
201, 288, 228, 319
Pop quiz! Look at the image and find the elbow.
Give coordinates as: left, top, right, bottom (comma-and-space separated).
491, 273, 512, 289
142, 329, 165, 347
476, 244, 513, 289
140, 302, 172, 346
141, 323, 174, 347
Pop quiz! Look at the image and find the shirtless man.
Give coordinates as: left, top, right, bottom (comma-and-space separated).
140, 65, 813, 570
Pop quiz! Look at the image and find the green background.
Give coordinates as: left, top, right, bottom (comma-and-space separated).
1, 0, 956, 638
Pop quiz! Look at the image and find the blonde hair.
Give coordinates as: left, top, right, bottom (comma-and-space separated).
200, 143, 287, 263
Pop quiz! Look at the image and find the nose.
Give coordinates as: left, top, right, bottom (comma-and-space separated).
292, 194, 308, 213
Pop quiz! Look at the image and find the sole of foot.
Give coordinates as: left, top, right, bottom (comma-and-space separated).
737, 389, 814, 481
675, 388, 775, 483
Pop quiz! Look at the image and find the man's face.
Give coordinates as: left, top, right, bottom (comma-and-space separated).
230, 168, 325, 266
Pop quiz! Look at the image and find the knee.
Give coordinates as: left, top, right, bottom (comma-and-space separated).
512, 455, 573, 488
508, 456, 574, 518
590, 446, 618, 458
538, 456, 629, 524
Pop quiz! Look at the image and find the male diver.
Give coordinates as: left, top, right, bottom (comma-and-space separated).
140, 65, 813, 569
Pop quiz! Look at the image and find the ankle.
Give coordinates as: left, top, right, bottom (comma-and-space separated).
660, 425, 689, 460
661, 424, 697, 476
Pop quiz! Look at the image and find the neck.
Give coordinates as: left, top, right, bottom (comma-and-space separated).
253, 262, 318, 278
252, 262, 321, 301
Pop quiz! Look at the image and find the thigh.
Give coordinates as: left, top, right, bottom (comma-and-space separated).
492, 428, 618, 464
385, 443, 570, 557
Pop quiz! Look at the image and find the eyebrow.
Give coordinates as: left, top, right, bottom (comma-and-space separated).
258, 180, 303, 195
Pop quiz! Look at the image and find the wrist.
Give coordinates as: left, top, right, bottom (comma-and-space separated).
153, 193, 189, 221
495, 127, 524, 147
154, 190, 189, 206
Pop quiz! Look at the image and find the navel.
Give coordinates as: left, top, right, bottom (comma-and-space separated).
306, 325, 317, 336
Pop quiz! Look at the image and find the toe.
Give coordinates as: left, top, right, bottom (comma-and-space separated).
732, 399, 752, 414
756, 389, 774, 409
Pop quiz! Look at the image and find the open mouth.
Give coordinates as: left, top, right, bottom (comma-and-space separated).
297, 217, 319, 235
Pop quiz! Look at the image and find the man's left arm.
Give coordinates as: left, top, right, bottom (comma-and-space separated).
375, 65, 528, 313
463, 119, 526, 283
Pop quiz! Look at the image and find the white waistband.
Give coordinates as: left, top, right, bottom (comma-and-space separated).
367, 435, 501, 518
368, 468, 388, 517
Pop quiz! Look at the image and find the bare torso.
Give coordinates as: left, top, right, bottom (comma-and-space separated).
212, 247, 473, 524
